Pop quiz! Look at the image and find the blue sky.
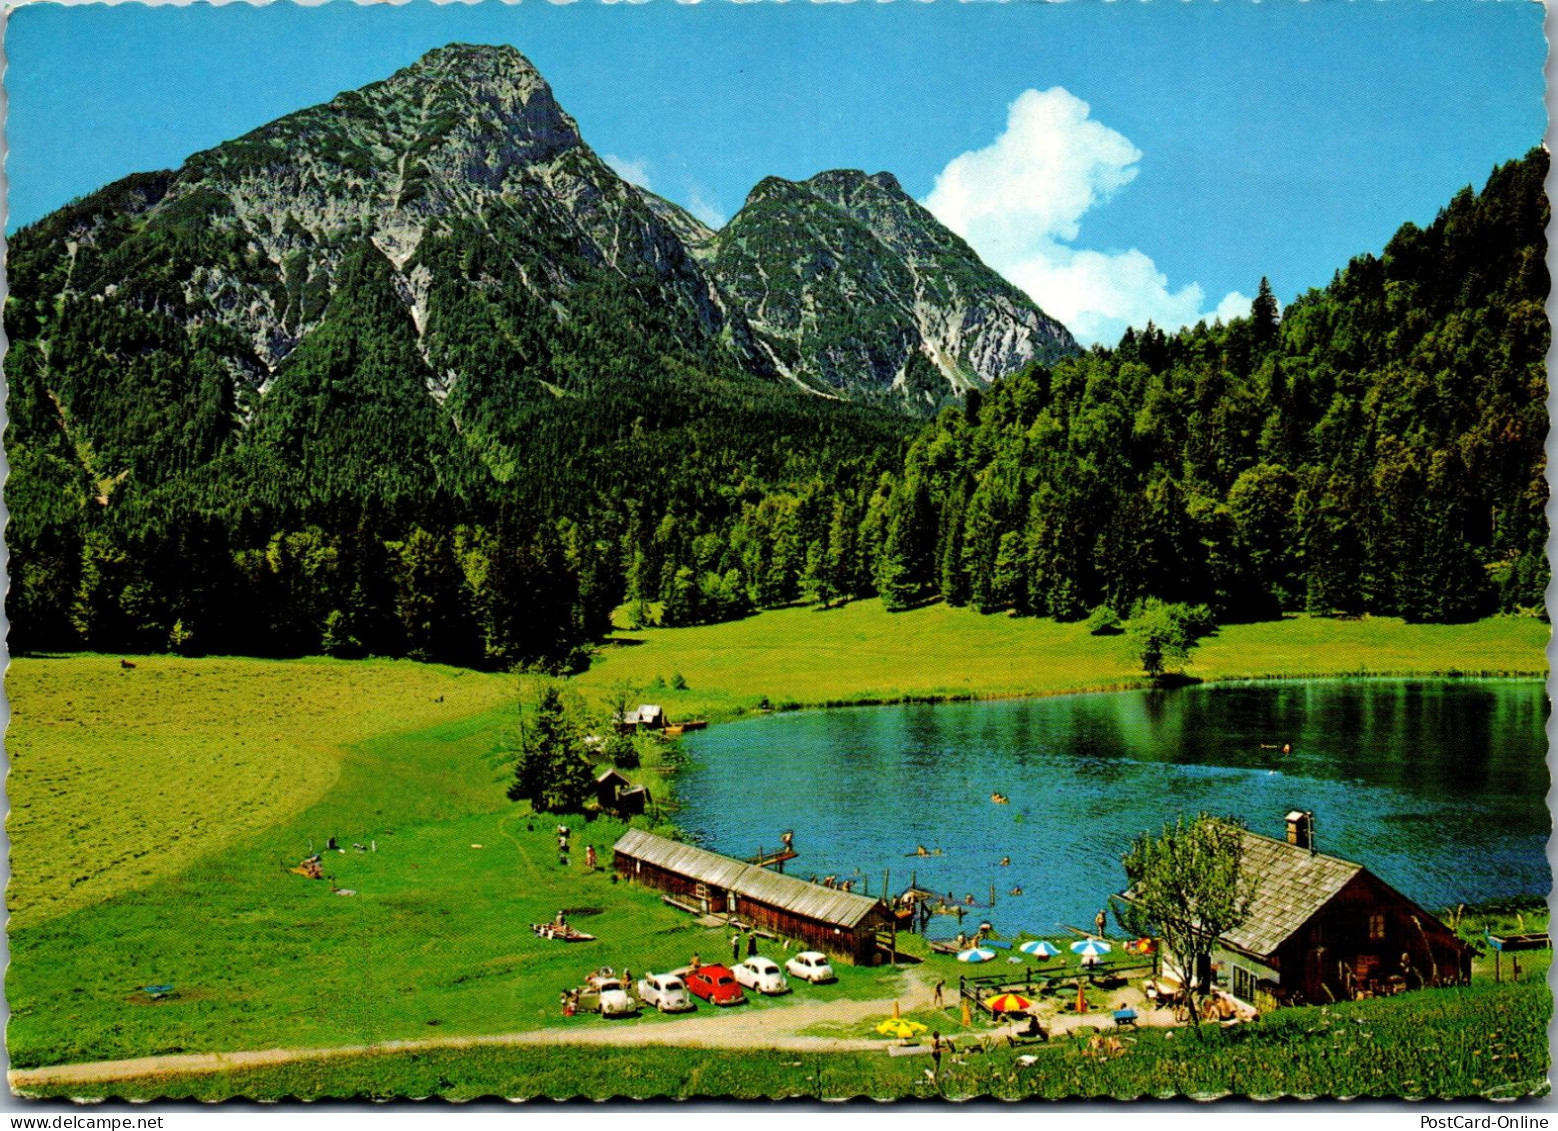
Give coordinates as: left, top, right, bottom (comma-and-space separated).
7, 0, 1546, 345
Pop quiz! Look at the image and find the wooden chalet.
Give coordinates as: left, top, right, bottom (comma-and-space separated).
613, 829, 893, 964
1131, 812, 1470, 1010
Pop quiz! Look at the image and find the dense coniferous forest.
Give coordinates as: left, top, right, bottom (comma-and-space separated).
626, 149, 1551, 629
6, 147, 1547, 665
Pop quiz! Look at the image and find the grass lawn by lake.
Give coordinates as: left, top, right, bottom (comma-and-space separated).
571, 602, 1547, 725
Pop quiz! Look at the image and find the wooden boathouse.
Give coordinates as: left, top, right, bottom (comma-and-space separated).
613, 829, 893, 965
1130, 812, 1470, 1010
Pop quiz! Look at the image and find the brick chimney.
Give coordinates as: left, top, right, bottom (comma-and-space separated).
1285, 810, 1315, 853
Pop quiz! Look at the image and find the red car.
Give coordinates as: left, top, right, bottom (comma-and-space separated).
684, 964, 747, 1006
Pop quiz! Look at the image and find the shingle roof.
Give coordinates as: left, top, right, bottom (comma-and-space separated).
1219, 830, 1364, 957
614, 829, 883, 929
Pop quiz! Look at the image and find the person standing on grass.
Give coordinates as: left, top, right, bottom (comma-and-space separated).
930, 1031, 944, 1078
1095, 908, 1108, 938
747, 932, 759, 958
731, 931, 742, 965
933, 979, 945, 1006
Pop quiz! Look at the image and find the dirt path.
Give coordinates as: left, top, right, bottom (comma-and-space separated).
10, 970, 945, 1090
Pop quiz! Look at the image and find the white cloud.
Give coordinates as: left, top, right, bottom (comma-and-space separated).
922, 87, 1247, 348
683, 186, 728, 230
603, 154, 653, 191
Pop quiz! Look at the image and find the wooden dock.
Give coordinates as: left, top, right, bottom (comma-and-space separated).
747, 847, 799, 870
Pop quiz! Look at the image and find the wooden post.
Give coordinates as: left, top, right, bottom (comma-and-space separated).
1494, 948, 1501, 983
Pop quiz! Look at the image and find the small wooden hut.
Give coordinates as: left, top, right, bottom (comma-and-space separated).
594, 768, 632, 810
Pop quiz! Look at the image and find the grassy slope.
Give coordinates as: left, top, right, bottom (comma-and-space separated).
5, 660, 899, 1070
6, 655, 517, 927
22, 979, 1549, 1101
5, 609, 1548, 1082
569, 602, 1548, 724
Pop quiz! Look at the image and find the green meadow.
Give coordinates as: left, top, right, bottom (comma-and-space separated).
5, 607, 1548, 1088
570, 602, 1547, 723
6, 652, 901, 1070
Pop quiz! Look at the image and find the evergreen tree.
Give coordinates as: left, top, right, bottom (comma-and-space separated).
508, 686, 591, 813
1251, 276, 1281, 346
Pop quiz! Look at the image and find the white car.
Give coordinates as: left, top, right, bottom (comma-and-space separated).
784, 951, 836, 984
581, 975, 638, 1018
637, 972, 695, 1013
733, 956, 791, 995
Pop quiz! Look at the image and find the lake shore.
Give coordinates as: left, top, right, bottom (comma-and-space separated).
571, 603, 1548, 728
565, 604, 1549, 817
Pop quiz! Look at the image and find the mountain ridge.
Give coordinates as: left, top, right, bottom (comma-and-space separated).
8, 41, 1076, 454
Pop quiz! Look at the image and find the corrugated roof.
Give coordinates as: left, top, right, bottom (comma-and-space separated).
614, 830, 883, 929
614, 828, 749, 891
1219, 830, 1363, 957
732, 862, 882, 928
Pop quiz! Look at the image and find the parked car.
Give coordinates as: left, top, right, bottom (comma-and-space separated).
685, 964, 747, 1005
785, 951, 836, 984
579, 973, 638, 1017
733, 956, 791, 995
637, 972, 695, 1013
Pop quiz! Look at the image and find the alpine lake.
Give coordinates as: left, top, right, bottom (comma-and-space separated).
678, 679, 1551, 937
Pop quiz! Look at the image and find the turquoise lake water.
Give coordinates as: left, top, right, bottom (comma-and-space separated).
678, 680, 1550, 937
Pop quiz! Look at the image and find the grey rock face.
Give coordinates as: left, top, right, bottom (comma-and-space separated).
12, 44, 1076, 435
706, 169, 1078, 407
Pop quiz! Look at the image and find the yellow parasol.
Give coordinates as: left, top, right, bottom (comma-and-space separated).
986, 992, 1034, 1013
875, 1018, 929, 1039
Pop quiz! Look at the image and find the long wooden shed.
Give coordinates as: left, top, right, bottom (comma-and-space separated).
613, 829, 892, 965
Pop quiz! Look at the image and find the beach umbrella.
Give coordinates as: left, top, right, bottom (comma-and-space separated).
1070, 938, 1112, 957
957, 947, 996, 963
1019, 940, 1061, 958
985, 992, 1034, 1013
875, 1018, 928, 1039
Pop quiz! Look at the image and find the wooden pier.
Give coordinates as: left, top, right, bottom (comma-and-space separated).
747, 846, 799, 871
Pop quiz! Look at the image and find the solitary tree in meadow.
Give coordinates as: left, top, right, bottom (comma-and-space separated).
1118, 814, 1258, 1028
1127, 598, 1211, 681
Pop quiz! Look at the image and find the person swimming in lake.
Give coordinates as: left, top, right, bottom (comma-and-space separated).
999, 856, 1011, 867
1010, 885, 1024, 896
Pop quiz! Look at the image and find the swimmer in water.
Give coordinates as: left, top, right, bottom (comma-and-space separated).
1000, 856, 1011, 867
1010, 885, 1024, 896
